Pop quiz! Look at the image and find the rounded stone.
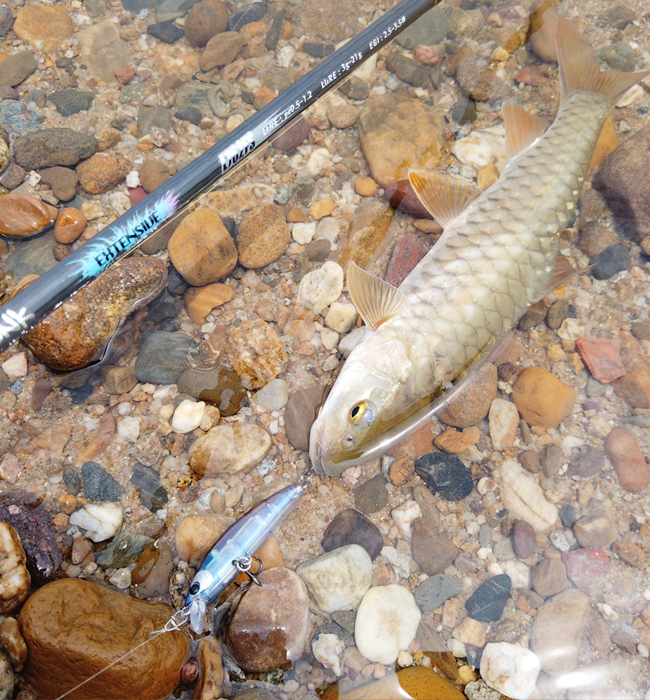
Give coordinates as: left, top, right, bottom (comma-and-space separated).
138, 160, 170, 193
321, 509, 384, 560
415, 453, 474, 501
19, 578, 188, 699
603, 427, 649, 492
76, 153, 130, 194
511, 367, 576, 429
237, 204, 291, 269
183, 282, 234, 324
168, 208, 238, 286
189, 423, 272, 477
437, 363, 498, 428
38, 166, 78, 202
13, 6, 73, 53
54, 207, 86, 244
184, 0, 229, 48
531, 558, 568, 598
0, 194, 58, 237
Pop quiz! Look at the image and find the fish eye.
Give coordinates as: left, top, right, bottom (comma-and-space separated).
349, 402, 375, 427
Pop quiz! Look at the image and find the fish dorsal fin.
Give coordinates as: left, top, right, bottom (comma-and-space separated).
503, 101, 546, 161
346, 262, 408, 332
409, 169, 480, 229
539, 253, 578, 298
556, 18, 650, 104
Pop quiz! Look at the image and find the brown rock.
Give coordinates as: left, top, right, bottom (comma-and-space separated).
54, 207, 86, 244
573, 501, 617, 548
227, 567, 310, 672
96, 127, 122, 152
13, 6, 72, 53
604, 427, 649, 492
512, 519, 536, 559
412, 518, 458, 576
358, 93, 444, 187
77, 153, 130, 194
309, 198, 336, 220
511, 367, 576, 429
200, 31, 247, 71
354, 176, 377, 197
456, 54, 509, 101
168, 208, 237, 286
226, 318, 288, 389
139, 160, 170, 193
589, 616, 613, 652
0, 194, 57, 237
388, 457, 415, 487
237, 204, 290, 268
612, 536, 645, 568
612, 355, 650, 408
184, 283, 234, 324
575, 337, 625, 383
185, 0, 229, 48
434, 428, 476, 454
100, 366, 137, 395
528, 1, 559, 63
75, 412, 116, 465
387, 421, 435, 459
38, 166, 78, 202
284, 386, 324, 452
437, 363, 498, 428
175, 513, 226, 565
23, 258, 167, 372
194, 637, 223, 700
19, 578, 188, 700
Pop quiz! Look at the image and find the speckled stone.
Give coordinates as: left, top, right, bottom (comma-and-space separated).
77, 153, 130, 194
81, 461, 124, 502
14, 128, 97, 170
353, 474, 388, 515
237, 204, 291, 269
415, 453, 474, 501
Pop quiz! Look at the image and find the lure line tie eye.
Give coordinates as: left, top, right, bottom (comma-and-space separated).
233, 553, 263, 588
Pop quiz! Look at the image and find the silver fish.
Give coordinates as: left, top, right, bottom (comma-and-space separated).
310, 20, 649, 477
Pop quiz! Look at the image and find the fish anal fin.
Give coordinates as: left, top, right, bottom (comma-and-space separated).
346, 262, 408, 332
409, 169, 480, 229
539, 252, 578, 298
503, 101, 546, 161
556, 19, 650, 104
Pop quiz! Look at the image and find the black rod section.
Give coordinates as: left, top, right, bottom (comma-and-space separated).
0, 0, 439, 352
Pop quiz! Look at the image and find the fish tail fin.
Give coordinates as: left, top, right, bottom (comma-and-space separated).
556, 18, 649, 104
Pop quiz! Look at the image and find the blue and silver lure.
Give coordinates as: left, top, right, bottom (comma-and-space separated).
184, 483, 305, 634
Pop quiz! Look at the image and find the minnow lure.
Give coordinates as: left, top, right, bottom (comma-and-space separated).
185, 483, 305, 634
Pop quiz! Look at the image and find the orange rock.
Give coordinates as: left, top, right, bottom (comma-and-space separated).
309, 198, 336, 220
237, 204, 290, 269
241, 20, 267, 35
511, 367, 576, 429
477, 163, 499, 189
54, 207, 87, 244
437, 363, 498, 428
19, 579, 188, 700
13, 6, 73, 53
254, 86, 276, 108
387, 421, 435, 459
287, 206, 309, 223
604, 427, 649, 493
434, 428, 476, 453
0, 194, 57, 237
354, 176, 378, 197
389, 457, 415, 486
184, 282, 234, 324
76, 153, 130, 194
175, 513, 228, 565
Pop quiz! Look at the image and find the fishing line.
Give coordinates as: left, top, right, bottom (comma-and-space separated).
0, 0, 441, 354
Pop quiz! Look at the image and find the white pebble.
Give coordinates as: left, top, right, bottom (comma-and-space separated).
297, 261, 344, 315
616, 84, 644, 108
317, 217, 340, 247
292, 222, 316, 244
397, 651, 413, 667
159, 404, 174, 421
556, 318, 584, 340
480, 642, 541, 700
499, 459, 558, 531
325, 302, 357, 333
109, 567, 132, 589
307, 147, 331, 177
321, 328, 339, 351
500, 559, 531, 589
171, 399, 206, 433
277, 44, 296, 68
69, 503, 123, 543
322, 355, 339, 372
253, 379, 289, 411
355, 584, 421, 665
391, 500, 422, 539
597, 603, 619, 621
312, 633, 345, 676
489, 398, 519, 451
126, 170, 140, 188
450, 639, 466, 658
2, 352, 28, 379
452, 126, 507, 174
117, 416, 140, 442
226, 114, 245, 132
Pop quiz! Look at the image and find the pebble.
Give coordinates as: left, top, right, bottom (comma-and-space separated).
187, 366, 246, 416
306, 148, 331, 177
540, 443, 564, 477
175, 513, 225, 565
147, 20, 184, 43
297, 544, 372, 614
604, 427, 649, 492
200, 32, 247, 71
562, 547, 610, 589
139, 160, 170, 193
130, 463, 167, 511
312, 633, 345, 677
297, 260, 344, 315
188, 423, 271, 476
77, 153, 130, 195
499, 459, 558, 531
530, 589, 590, 676
322, 509, 383, 560
573, 500, 617, 548
13, 128, 97, 171
0, 454, 20, 484
134, 331, 196, 385
395, 4, 449, 48
0, 617, 27, 671
612, 537, 645, 568
284, 386, 323, 452
590, 244, 631, 280
325, 302, 357, 334
531, 558, 567, 598
1, 353, 27, 379
49, 90, 95, 117
354, 474, 388, 515
0, 7, 13, 37
355, 584, 421, 665
237, 204, 290, 268
226, 318, 287, 389
437, 363, 497, 428
292, 222, 316, 245
385, 232, 430, 287
35, 168, 77, 204
578, 222, 619, 257
358, 93, 443, 187
488, 398, 519, 451
511, 367, 576, 429
512, 520, 536, 559
480, 642, 540, 700
54, 207, 86, 244
354, 176, 377, 197
270, 116, 309, 151
19, 579, 187, 699
0, 52, 37, 88
465, 574, 511, 623
229, 2, 265, 31
0, 523, 30, 614
414, 453, 474, 501
518, 450, 540, 474
96, 532, 153, 569
183, 283, 233, 325
0, 194, 58, 237
391, 500, 422, 539
168, 208, 237, 286
227, 567, 309, 672
385, 179, 433, 219
453, 617, 486, 647
81, 461, 124, 502
456, 55, 509, 102
386, 51, 431, 88
0, 163, 25, 190
69, 502, 123, 543
412, 518, 458, 576
184, 0, 229, 47
452, 127, 508, 175
171, 399, 205, 434
252, 378, 288, 412
414, 574, 462, 612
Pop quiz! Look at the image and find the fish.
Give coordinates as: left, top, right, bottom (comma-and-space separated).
309, 19, 649, 477
184, 483, 304, 634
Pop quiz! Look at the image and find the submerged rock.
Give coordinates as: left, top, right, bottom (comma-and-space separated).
0, 523, 30, 614
19, 579, 188, 700
95, 531, 154, 568
0, 194, 57, 237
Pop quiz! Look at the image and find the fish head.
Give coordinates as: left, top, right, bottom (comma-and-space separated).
310, 331, 424, 476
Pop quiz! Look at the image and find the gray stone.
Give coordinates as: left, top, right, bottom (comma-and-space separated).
122, 0, 164, 12
155, 0, 201, 22
81, 461, 124, 502
130, 463, 168, 511
395, 4, 449, 48
137, 105, 173, 137
76, 20, 132, 86
95, 531, 154, 568
596, 42, 636, 72
285, 386, 323, 453
0, 52, 37, 87
531, 558, 568, 597
228, 2, 265, 30
120, 83, 147, 104
386, 52, 430, 88
3, 232, 58, 278
0, 162, 25, 189
134, 331, 198, 384
147, 20, 184, 43
174, 82, 213, 120
353, 474, 388, 515
49, 90, 95, 117
414, 573, 462, 611
14, 128, 97, 170
0, 6, 13, 37
0, 100, 43, 134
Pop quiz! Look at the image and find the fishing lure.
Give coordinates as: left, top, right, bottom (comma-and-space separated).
185, 482, 305, 634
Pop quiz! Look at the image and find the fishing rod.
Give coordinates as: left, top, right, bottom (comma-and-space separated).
0, 0, 440, 353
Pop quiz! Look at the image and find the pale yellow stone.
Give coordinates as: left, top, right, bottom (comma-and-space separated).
309, 198, 336, 220
184, 283, 234, 324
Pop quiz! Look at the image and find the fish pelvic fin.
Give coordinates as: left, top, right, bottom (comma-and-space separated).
503, 102, 547, 161
556, 19, 650, 104
538, 252, 579, 299
346, 261, 408, 332
408, 169, 480, 228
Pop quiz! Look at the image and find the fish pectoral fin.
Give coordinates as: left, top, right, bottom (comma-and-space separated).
346, 262, 408, 332
539, 252, 579, 298
503, 101, 546, 161
409, 169, 480, 228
